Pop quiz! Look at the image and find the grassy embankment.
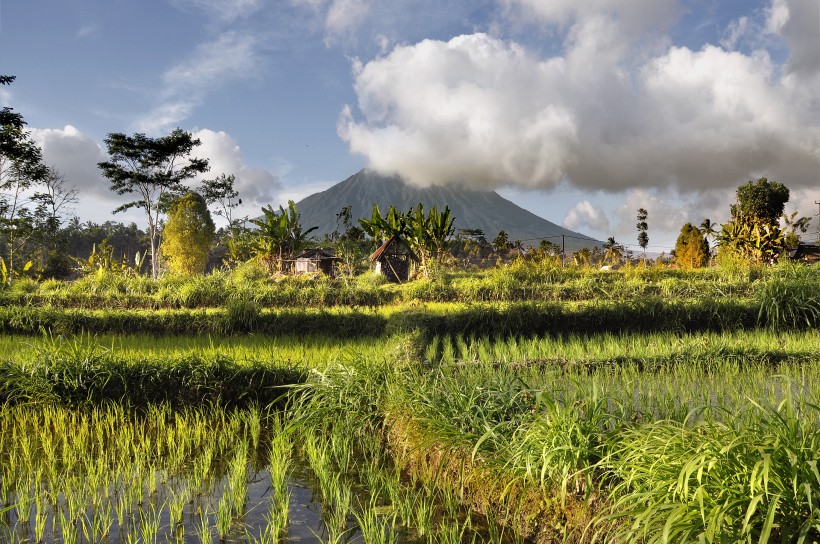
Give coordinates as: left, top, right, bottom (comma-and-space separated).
0, 262, 818, 542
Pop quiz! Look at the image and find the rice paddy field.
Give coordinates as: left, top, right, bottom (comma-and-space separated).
1, 263, 819, 542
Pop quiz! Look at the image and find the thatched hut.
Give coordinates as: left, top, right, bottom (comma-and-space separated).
369, 235, 419, 283
292, 248, 341, 276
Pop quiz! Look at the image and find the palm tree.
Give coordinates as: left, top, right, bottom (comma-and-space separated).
602, 236, 624, 265
699, 218, 718, 247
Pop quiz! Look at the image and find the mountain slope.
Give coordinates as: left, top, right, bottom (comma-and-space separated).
295, 170, 600, 251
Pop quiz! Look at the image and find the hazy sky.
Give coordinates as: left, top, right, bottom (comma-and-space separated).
2, 0, 818, 252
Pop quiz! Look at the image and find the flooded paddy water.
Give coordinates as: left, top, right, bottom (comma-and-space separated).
0, 403, 517, 544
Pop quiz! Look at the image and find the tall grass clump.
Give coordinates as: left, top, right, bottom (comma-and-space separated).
756, 263, 820, 330
601, 384, 820, 542
221, 293, 262, 334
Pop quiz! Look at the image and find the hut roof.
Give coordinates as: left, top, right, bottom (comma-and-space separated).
369, 235, 419, 262
293, 248, 341, 261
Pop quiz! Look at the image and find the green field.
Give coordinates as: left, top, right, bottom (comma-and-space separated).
0, 264, 818, 542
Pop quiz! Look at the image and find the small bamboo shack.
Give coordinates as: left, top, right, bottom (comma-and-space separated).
369, 235, 419, 283
788, 244, 820, 264
292, 248, 341, 276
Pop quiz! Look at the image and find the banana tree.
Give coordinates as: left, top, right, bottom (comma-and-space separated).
426, 205, 455, 261
250, 200, 317, 274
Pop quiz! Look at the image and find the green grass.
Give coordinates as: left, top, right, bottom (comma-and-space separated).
0, 332, 395, 368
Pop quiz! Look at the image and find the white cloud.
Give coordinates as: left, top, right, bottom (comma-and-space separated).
612, 190, 690, 242
189, 129, 282, 220
720, 16, 751, 50
773, 0, 820, 79
766, 0, 790, 34
339, 24, 820, 195
564, 200, 610, 232
76, 23, 98, 38
29, 126, 108, 199
339, 34, 579, 190
27, 126, 280, 227
171, 0, 262, 22
137, 32, 263, 134
325, 0, 373, 44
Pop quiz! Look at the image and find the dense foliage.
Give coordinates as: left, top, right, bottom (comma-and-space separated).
161, 192, 216, 276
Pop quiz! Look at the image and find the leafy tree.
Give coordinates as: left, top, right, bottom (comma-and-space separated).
97, 129, 209, 278
29, 167, 78, 278
249, 200, 317, 274
673, 223, 710, 268
718, 178, 796, 263
636, 208, 649, 257
160, 192, 215, 276
733, 178, 789, 226
201, 173, 241, 229
0, 75, 49, 278
573, 247, 593, 267
602, 236, 624, 265
359, 203, 455, 275
330, 206, 368, 276
426, 205, 455, 261
492, 230, 510, 252
782, 211, 811, 249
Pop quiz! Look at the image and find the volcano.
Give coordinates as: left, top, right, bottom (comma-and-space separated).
295, 169, 600, 252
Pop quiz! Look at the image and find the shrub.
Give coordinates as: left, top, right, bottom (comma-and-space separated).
221, 294, 261, 334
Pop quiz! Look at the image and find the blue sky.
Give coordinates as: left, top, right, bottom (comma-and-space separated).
1, 0, 818, 252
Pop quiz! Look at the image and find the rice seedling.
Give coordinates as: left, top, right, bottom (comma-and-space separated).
215, 493, 233, 541
198, 510, 214, 544
437, 515, 473, 544
352, 493, 398, 544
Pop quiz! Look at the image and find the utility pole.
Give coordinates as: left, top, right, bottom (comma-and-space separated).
561, 235, 565, 268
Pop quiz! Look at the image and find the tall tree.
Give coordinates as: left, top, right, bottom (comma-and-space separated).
602, 236, 624, 265
0, 75, 48, 277
718, 177, 792, 263
201, 173, 241, 230
161, 192, 215, 276
732, 178, 789, 226
699, 218, 717, 244
636, 208, 649, 258
674, 223, 710, 268
97, 129, 209, 278
29, 167, 79, 278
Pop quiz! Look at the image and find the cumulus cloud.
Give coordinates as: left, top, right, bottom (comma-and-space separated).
26, 126, 280, 226
137, 32, 263, 134
564, 201, 610, 232
766, 0, 790, 34
611, 190, 691, 242
339, 34, 579, 189
339, 5, 820, 195
29, 126, 108, 198
772, 0, 820, 79
189, 129, 282, 219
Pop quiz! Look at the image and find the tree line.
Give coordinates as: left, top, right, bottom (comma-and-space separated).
3, 73, 814, 284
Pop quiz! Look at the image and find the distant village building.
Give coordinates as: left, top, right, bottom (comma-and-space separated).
369, 235, 419, 283
292, 248, 341, 276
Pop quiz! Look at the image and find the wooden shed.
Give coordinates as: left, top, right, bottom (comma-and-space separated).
788, 244, 820, 264
292, 248, 341, 276
369, 235, 419, 283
